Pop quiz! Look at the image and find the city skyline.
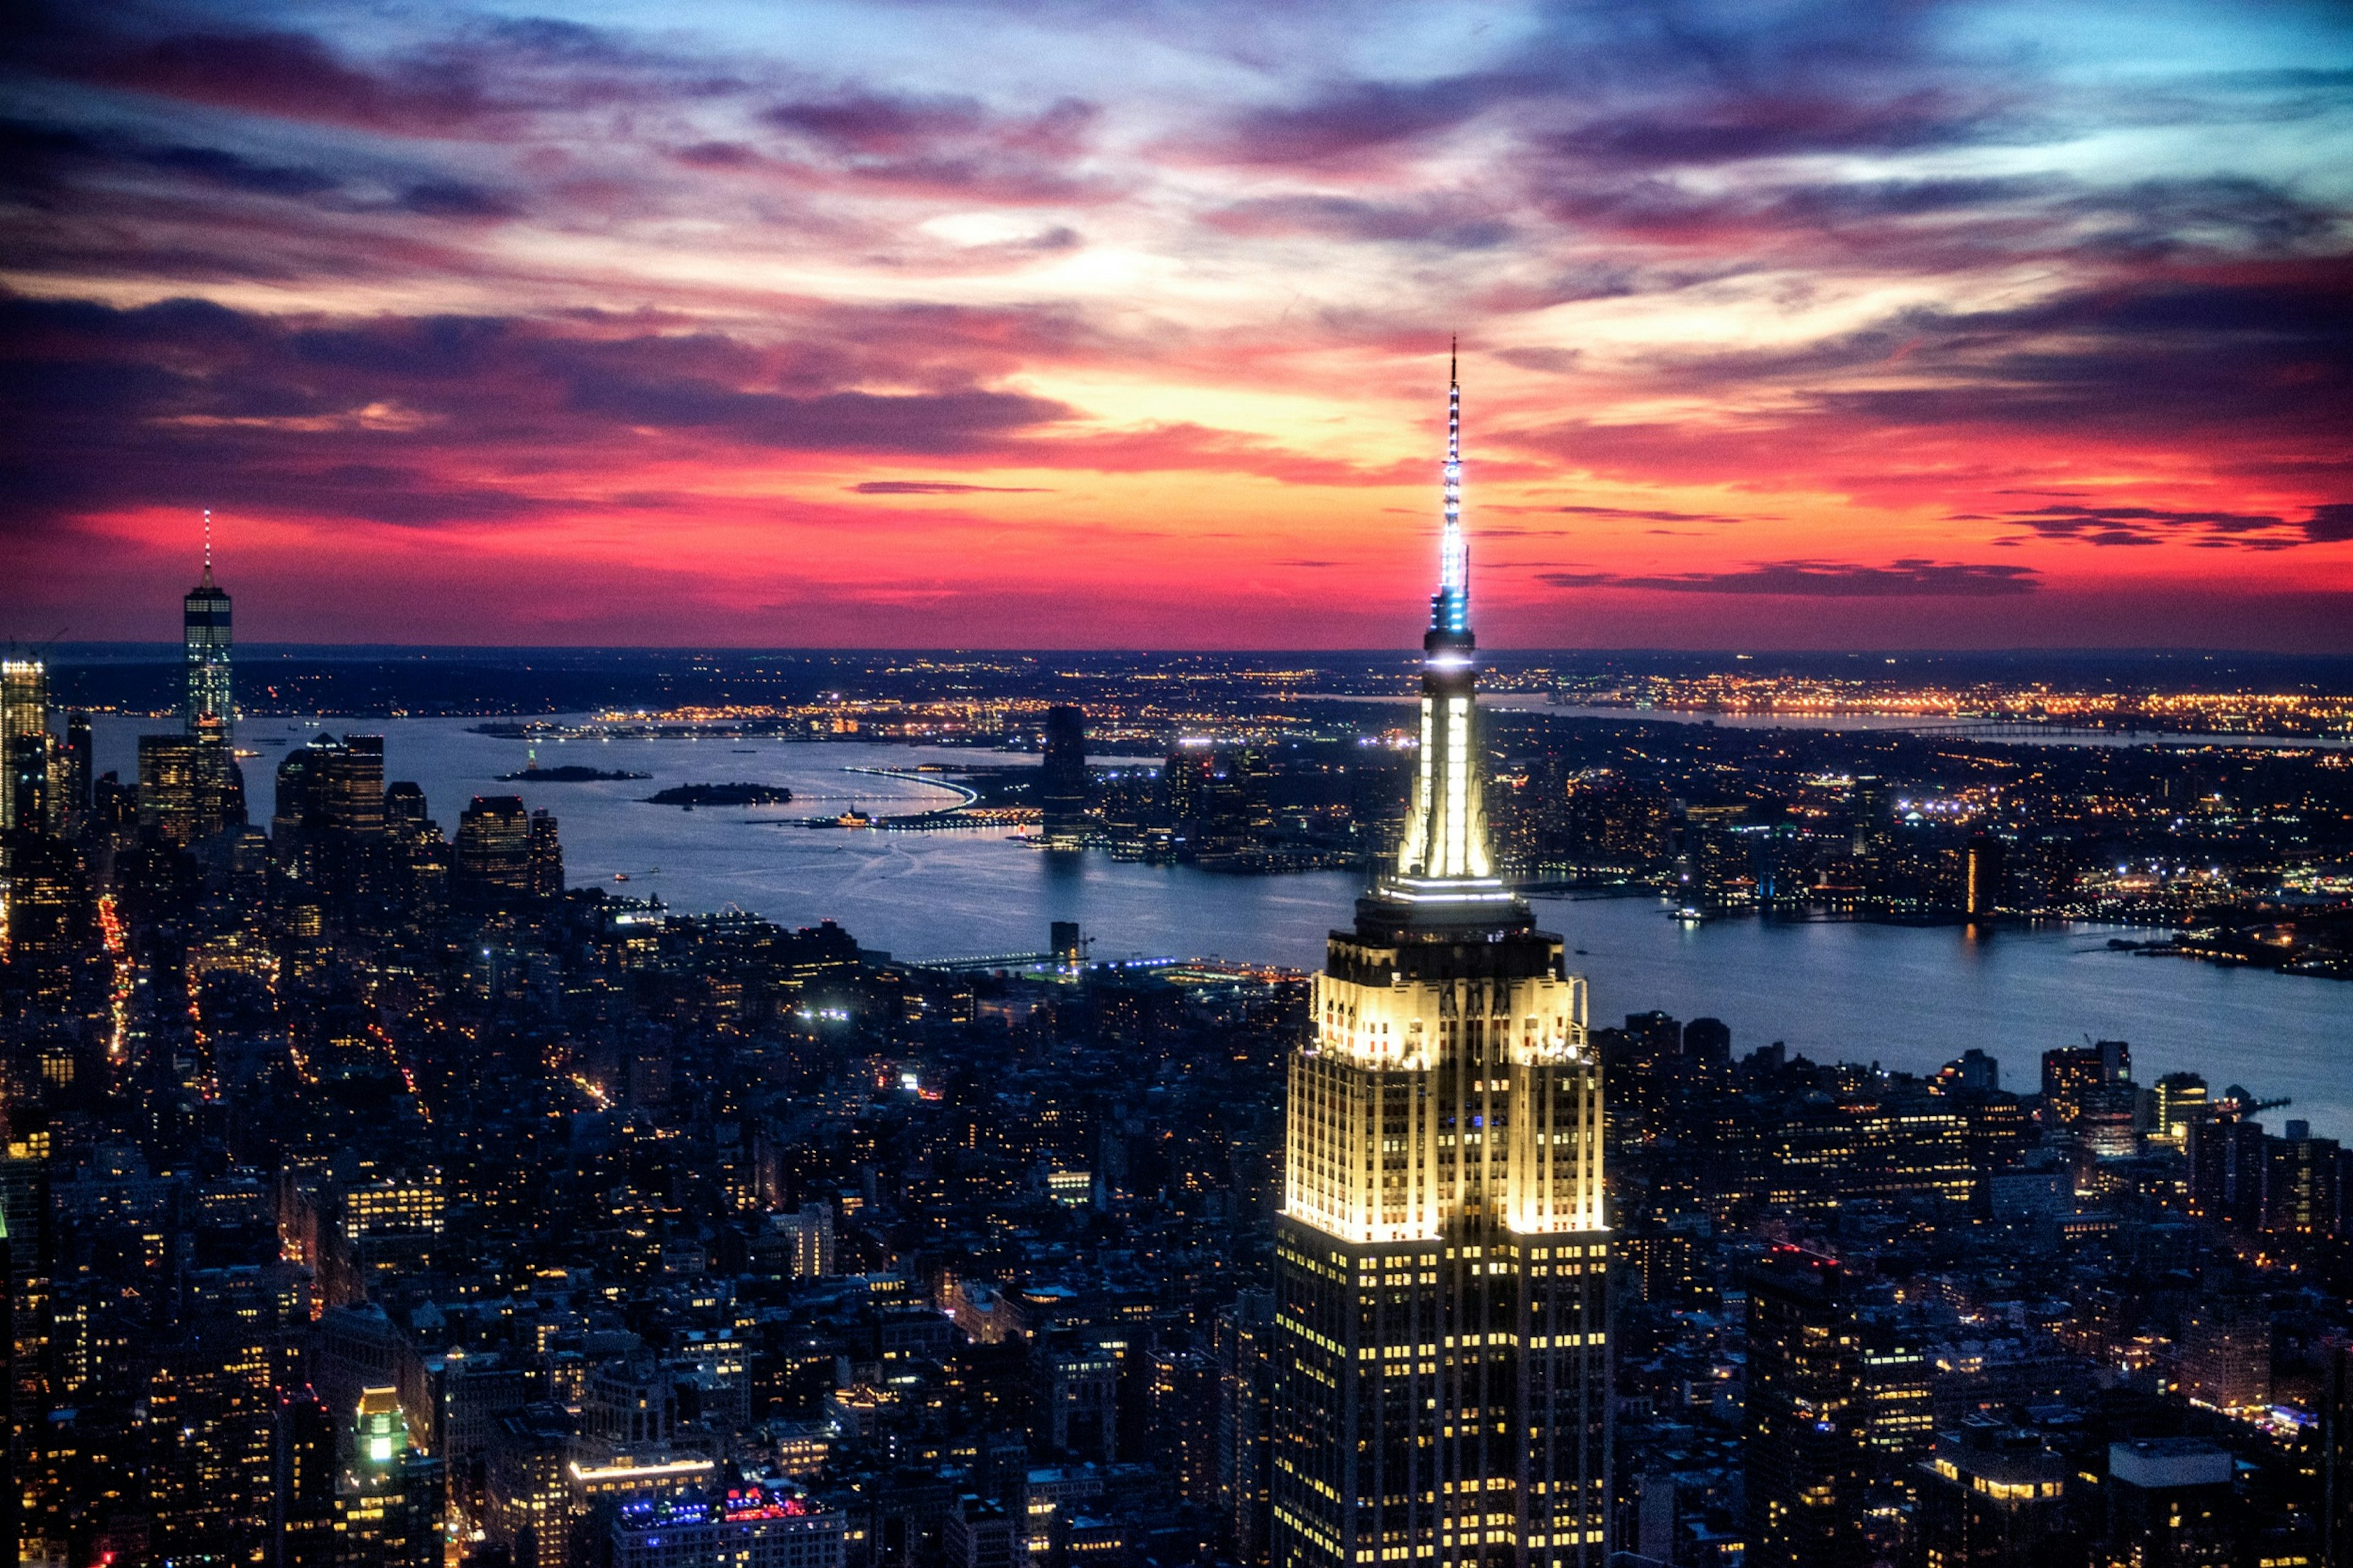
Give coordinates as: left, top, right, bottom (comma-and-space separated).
4, 0, 2351, 651
2, 123, 2351, 1563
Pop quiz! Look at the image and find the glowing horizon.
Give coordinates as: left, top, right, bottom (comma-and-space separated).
4, 0, 2349, 650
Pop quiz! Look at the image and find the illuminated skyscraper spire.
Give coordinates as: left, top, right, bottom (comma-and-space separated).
1433, 338, 1468, 635
1395, 341, 1491, 882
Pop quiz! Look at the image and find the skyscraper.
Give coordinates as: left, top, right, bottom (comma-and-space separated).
1745, 1248, 1865, 1568
185, 513, 234, 735
273, 1385, 339, 1568
137, 721, 246, 846
1962, 833, 2003, 920
1040, 705, 1089, 848
1270, 350, 1610, 1568
0, 658, 47, 831
61, 712, 91, 823
526, 807, 564, 901
452, 796, 534, 911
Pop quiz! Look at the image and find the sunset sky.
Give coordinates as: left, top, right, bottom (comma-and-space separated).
4, 0, 2350, 650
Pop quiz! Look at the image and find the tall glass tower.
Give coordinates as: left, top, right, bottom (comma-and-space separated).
184, 511, 233, 735
1270, 350, 1611, 1568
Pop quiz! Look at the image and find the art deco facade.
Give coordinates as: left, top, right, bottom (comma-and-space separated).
1271, 357, 1611, 1568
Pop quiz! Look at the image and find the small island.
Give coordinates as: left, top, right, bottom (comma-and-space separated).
641, 782, 796, 809
497, 765, 651, 782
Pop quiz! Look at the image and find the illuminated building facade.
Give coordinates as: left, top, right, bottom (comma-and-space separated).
185, 515, 235, 735
1915, 1419, 2069, 1568
339, 1386, 443, 1567
488, 1404, 577, 1568
0, 834, 98, 1007
136, 722, 245, 847
0, 658, 47, 833
2040, 1039, 2130, 1129
1962, 834, 2003, 921
1270, 353, 1611, 1568
2150, 1072, 2209, 1149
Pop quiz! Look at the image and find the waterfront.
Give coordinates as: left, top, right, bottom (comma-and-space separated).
94, 715, 2352, 1137
1359, 694, 2353, 749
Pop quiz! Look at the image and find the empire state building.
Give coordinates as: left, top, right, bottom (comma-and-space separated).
1270, 354, 1610, 1568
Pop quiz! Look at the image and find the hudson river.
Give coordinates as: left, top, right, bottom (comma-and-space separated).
95, 717, 2352, 1138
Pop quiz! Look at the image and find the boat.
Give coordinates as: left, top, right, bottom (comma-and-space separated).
613, 873, 630, 882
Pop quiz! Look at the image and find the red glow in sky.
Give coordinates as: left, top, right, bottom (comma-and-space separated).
4, 1, 2350, 649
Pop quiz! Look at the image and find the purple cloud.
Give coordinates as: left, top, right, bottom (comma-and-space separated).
1540, 560, 2042, 596
1988, 502, 2351, 550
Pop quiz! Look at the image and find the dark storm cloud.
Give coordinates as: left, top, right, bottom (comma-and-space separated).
763, 91, 997, 153
1217, 75, 1504, 164
1547, 88, 2031, 168
1539, 561, 2041, 596
1194, 0, 1999, 174
134, 142, 343, 197
0, 113, 522, 230
0, 116, 338, 202
1513, 262, 2353, 477
0, 294, 1075, 532
80, 29, 498, 134
564, 380, 1061, 452
1508, 164, 2345, 284
1981, 502, 2353, 550
750, 89, 1109, 201
1207, 194, 1514, 250
393, 180, 520, 218
12, 5, 746, 143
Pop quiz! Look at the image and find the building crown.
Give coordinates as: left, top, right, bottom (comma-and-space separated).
1387, 344, 1501, 891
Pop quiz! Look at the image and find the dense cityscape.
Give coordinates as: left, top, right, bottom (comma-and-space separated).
3, 383, 2352, 1568
12, 0, 2353, 1557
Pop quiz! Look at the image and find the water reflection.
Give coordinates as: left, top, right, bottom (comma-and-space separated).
89, 714, 2351, 1137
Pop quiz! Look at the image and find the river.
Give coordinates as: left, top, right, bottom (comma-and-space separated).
91, 716, 2351, 1138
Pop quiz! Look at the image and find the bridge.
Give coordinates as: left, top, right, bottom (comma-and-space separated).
1902, 719, 2164, 741
917, 950, 1063, 974
907, 952, 1302, 984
